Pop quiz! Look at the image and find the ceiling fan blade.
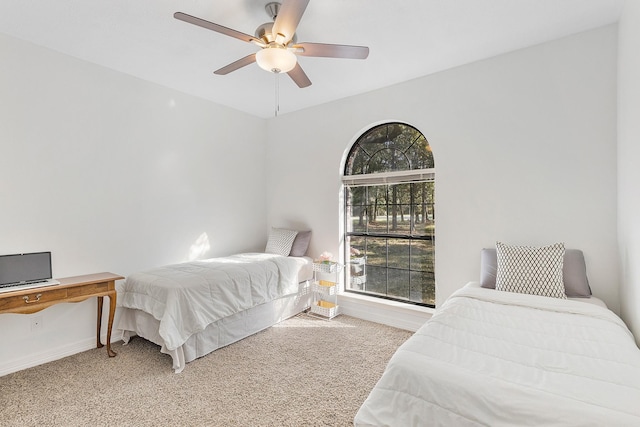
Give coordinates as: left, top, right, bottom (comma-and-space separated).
287, 62, 312, 88
293, 42, 369, 59
174, 12, 262, 45
272, 0, 310, 43
214, 54, 257, 75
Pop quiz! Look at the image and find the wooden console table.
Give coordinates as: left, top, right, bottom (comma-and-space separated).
0, 272, 124, 357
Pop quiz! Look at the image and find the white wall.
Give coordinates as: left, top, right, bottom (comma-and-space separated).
618, 1, 640, 345
0, 33, 267, 374
267, 25, 619, 311
0, 22, 624, 374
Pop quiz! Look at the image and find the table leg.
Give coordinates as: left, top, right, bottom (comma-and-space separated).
106, 290, 117, 357
96, 296, 104, 349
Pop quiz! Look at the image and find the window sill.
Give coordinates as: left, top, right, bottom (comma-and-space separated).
338, 292, 434, 332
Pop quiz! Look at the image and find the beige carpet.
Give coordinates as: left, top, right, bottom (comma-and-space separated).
0, 314, 412, 426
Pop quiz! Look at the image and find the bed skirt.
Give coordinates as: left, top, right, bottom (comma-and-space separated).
119, 281, 311, 373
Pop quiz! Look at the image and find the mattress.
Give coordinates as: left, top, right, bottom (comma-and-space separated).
295, 255, 314, 283
354, 282, 640, 426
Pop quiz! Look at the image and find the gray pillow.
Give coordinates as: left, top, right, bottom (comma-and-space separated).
480, 247, 592, 297
289, 230, 312, 257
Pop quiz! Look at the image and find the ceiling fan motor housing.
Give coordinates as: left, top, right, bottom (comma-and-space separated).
255, 22, 297, 45
255, 2, 297, 45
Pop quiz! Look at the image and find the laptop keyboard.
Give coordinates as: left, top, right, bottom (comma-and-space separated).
0, 280, 48, 289
0, 279, 60, 293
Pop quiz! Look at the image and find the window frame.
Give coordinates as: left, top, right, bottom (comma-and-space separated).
342, 122, 435, 308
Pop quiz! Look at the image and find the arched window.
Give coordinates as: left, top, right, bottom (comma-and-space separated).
343, 123, 435, 306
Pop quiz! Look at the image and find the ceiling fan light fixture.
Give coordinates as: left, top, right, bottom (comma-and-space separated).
256, 45, 297, 73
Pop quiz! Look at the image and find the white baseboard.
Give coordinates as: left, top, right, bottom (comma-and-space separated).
0, 332, 123, 377
338, 292, 433, 332
1, 297, 429, 377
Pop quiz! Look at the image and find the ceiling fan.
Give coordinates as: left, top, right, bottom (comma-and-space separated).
174, 0, 369, 88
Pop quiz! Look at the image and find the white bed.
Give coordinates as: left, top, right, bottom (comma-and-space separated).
355, 245, 640, 426
117, 252, 313, 373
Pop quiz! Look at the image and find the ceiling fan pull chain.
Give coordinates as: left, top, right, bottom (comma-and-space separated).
275, 73, 280, 117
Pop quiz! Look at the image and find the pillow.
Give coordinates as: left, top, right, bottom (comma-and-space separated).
480, 247, 591, 297
480, 248, 499, 288
495, 241, 567, 299
562, 249, 592, 297
265, 228, 298, 256
289, 230, 312, 257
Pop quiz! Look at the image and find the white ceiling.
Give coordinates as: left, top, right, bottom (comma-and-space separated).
0, 0, 623, 118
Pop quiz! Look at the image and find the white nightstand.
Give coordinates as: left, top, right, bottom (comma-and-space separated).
309, 261, 342, 319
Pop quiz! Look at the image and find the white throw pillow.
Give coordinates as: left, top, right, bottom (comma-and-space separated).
495, 241, 566, 299
265, 228, 298, 256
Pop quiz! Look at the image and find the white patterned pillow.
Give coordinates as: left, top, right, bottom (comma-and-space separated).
265, 228, 298, 256
495, 242, 566, 299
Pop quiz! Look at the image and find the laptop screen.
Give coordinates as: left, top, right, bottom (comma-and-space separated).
0, 252, 53, 286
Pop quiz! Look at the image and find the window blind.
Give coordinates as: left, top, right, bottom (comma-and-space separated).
342, 168, 435, 187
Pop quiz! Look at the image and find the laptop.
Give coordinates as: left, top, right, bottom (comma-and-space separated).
0, 252, 60, 293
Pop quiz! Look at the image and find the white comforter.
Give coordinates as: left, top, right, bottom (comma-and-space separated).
354, 283, 640, 426
118, 253, 301, 352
